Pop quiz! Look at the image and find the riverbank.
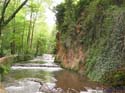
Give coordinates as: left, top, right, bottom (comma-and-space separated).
0, 55, 34, 81
0, 83, 7, 93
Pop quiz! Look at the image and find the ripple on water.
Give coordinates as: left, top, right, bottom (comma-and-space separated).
5, 80, 41, 93
3, 54, 106, 93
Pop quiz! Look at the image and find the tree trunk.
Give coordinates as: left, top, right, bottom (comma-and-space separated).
0, 24, 4, 57
35, 40, 39, 56
4, 0, 28, 26
30, 15, 37, 48
21, 17, 26, 54
0, 0, 28, 56
27, 10, 33, 48
0, 24, 2, 37
11, 18, 16, 54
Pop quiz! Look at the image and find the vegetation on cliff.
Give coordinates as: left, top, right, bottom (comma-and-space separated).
55, 0, 125, 85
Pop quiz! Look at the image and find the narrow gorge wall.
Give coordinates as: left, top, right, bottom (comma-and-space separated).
56, 31, 85, 72
55, 0, 125, 85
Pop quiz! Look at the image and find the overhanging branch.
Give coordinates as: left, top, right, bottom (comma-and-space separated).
0, 0, 11, 23
4, 0, 28, 26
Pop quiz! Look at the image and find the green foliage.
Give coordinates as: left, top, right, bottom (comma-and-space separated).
55, 3, 65, 30
0, 0, 56, 57
55, 0, 79, 33
87, 9, 125, 82
55, 0, 125, 85
0, 65, 10, 74
104, 70, 125, 86
0, 63, 11, 81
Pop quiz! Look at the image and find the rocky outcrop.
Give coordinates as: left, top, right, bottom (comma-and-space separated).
0, 84, 7, 93
0, 55, 33, 81
55, 0, 125, 85
56, 31, 86, 72
0, 56, 15, 81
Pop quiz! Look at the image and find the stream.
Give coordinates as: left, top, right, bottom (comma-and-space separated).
1, 54, 123, 93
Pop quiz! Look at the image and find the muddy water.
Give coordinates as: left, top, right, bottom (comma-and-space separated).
1, 54, 119, 93
54, 70, 103, 91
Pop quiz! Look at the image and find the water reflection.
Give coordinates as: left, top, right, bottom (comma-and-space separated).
3, 68, 57, 93
3, 69, 53, 84
54, 70, 103, 92
3, 67, 125, 93
3, 67, 105, 93
1, 54, 125, 93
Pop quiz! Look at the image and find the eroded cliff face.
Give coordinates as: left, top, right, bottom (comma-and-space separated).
55, 0, 125, 85
56, 31, 85, 72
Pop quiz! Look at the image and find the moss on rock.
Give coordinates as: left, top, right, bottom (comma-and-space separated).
55, 0, 125, 85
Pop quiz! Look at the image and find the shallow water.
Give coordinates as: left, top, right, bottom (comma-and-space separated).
2, 54, 123, 93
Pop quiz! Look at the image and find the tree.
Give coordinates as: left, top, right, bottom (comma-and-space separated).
0, 0, 56, 57
0, 0, 28, 56
0, 0, 28, 35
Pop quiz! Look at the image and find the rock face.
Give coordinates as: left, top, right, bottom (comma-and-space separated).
0, 84, 7, 93
55, 0, 125, 85
56, 31, 85, 71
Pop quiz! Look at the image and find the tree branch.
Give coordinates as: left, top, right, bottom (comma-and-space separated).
4, 0, 28, 26
4, 0, 11, 9
0, 0, 11, 24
